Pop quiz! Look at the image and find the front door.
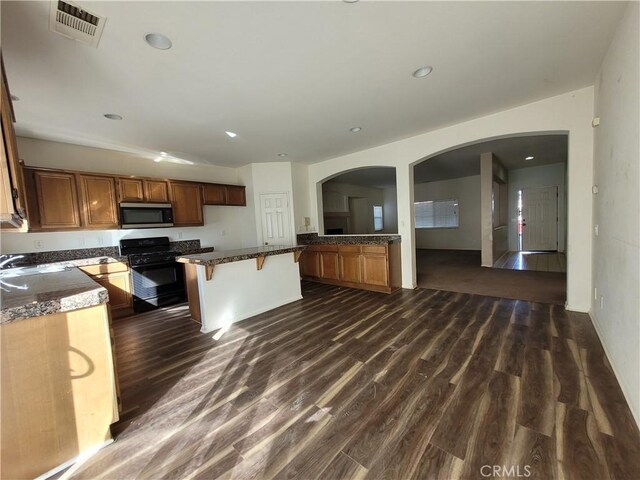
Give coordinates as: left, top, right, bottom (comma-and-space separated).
260, 193, 292, 246
521, 186, 558, 251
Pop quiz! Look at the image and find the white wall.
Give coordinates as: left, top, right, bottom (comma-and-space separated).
414, 175, 481, 250
591, 2, 640, 425
291, 162, 314, 234
307, 87, 594, 311
508, 162, 567, 252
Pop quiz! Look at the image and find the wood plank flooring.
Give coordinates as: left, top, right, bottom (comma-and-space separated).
67, 282, 639, 480
494, 251, 567, 273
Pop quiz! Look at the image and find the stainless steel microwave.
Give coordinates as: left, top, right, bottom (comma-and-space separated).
119, 203, 174, 229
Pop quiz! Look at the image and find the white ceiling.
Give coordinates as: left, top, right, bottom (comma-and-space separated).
2, 1, 625, 167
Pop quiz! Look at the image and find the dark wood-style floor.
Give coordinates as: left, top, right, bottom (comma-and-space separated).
68, 282, 640, 480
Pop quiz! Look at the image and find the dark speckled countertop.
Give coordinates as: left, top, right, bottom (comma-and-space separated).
176, 245, 306, 266
297, 233, 401, 245
0, 267, 108, 324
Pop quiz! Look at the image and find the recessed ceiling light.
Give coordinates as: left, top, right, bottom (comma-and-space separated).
153, 158, 162, 163
525, 156, 534, 160
145, 33, 172, 50
412, 66, 433, 78
278, 153, 288, 157
104, 113, 123, 120
225, 131, 237, 138
160, 151, 168, 156
350, 127, 362, 133
343, 0, 359, 3
10, 94, 19, 101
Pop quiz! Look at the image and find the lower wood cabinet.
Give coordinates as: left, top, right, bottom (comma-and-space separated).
300, 243, 401, 293
79, 262, 132, 318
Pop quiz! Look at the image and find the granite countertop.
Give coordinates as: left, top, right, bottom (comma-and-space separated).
0, 267, 108, 324
297, 233, 401, 245
176, 245, 306, 267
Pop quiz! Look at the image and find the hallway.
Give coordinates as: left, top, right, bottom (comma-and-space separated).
494, 251, 567, 273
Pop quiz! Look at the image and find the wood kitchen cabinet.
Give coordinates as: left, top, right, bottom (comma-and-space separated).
202, 184, 226, 205
118, 178, 169, 203
79, 262, 132, 318
1, 58, 28, 230
169, 181, 204, 226
77, 174, 119, 229
118, 178, 144, 202
202, 183, 246, 206
144, 180, 169, 203
300, 242, 401, 293
225, 185, 246, 206
338, 245, 362, 284
28, 170, 82, 230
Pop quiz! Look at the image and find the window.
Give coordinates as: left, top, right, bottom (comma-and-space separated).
373, 205, 383, 231
415, 199, 458, 228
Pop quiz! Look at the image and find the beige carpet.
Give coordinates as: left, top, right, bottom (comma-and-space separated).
417, 249, 566, 304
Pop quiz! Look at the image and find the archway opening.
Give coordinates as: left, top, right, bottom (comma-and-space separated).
412, 134, 568, 304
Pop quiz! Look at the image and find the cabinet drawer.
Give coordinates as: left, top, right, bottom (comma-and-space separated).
79, 262, 129, 276
362, 245, 388, 255
308, 244, 338, 252
338, 245, 362, 254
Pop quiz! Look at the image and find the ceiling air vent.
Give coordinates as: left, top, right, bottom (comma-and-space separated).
49, 0, 106, 47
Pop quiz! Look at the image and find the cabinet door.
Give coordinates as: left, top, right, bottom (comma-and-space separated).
118, 178, 144, 202
169, 182, 204, 226
202, 184, 226, 205
362, 254, 389, 286
1, 62, 28, 226
33, 170, 81, 229
77, 175, 119, 229
225, 185, 246, 206
320, 251, 340, 280
300, 250, 320, 278
93, 271, 131, 311
144, 180, 169, 203
339, 253, 362, 283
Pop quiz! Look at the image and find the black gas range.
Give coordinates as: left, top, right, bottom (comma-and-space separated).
120, 237, 186, 313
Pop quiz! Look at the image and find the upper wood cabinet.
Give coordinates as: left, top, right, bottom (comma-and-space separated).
169, 182, 204, 226
118, 178, 144, 202
77, 174, 119, 229
226, 185, 246, 206
202, 184, 246, 206
202, 184, 226, 205
1, 59, 28, 230
117, 178, 168, 203
144, 180, 169, 203
31, 170, 81, 229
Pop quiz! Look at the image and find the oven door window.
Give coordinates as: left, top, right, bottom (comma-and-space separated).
131, 263, 184, 300
121, 208, 165, 225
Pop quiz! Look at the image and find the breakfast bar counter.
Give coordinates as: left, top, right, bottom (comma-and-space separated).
176, 245, 306, 333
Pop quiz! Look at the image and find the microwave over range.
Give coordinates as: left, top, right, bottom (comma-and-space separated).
119, 203, 174, 229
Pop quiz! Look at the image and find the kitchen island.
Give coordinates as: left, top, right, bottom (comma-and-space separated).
0, 266, 119, 479
177, 245, 306, 333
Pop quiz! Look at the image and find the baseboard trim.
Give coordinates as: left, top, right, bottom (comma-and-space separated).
588, 309, 640, 429
38, 438, 114, 480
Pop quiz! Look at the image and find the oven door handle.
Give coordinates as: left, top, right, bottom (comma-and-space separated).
131, 261, 179, 268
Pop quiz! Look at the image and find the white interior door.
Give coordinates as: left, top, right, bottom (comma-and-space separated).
521, 186, 558, 251
260, 193, 292, 246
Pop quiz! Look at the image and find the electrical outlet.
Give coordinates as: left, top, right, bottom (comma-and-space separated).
34, 240, 44, 249
97, 236, 104, 246
221, 230, 226, 237
177, 232, 184, 239
594, 224, 599, 236
599, 295, 604, 310
78, 238, 86, 247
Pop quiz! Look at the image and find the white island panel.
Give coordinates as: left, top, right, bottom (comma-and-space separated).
196, 253, 302, 333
